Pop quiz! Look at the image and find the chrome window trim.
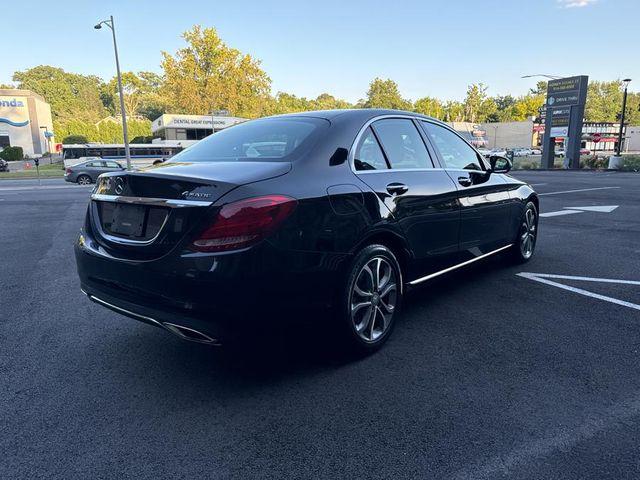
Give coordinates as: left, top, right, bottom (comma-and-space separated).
91, 193, 213, 208
349, 114, 439, 174
417, 119, 491, 172
407, 244, 513, 286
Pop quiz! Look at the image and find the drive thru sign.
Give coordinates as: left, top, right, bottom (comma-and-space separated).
541, 75, 588, 169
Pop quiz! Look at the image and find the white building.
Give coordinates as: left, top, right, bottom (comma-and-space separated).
0, 89, 54, 157
151, 113, 245, 141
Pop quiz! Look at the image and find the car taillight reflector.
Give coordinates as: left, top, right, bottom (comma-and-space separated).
192, 195, 297, 252
65, 168, 72, 174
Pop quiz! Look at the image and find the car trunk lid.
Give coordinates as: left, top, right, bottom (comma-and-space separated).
89, 161, 291, 259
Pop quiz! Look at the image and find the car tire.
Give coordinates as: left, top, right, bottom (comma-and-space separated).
505, 201, 538, 264
77, 175, 92, 185
336, 244, 403, 355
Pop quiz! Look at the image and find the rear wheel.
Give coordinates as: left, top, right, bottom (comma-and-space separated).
506, 201, 538, 264
77, 175, 92, 185
337, 244, 403, 354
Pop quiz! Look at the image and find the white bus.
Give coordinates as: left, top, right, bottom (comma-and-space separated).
62, 142, 192, 168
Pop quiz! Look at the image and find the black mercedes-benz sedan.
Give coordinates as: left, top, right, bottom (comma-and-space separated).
75, 109, 538, 353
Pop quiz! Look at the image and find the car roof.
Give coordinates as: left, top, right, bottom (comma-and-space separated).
268, 108, 443, 125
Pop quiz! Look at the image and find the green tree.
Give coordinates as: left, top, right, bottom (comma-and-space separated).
414, 96, 445, 119
103, 71, 169, 120
62, 134, 89, 144
510, 94, 544, 121
529, 81, 547, 96
463, 83, 491, 123
443, 100, 465, 122
585, 80, 625, 123
310, 93, 353, 110
161, 25, 272, 118
488, 95, 517, 122
268, 92, 312, 114
13, 66, 106, 123
362, 78, 412, 110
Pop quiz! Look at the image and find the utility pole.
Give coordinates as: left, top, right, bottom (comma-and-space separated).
95, 16, 132, 170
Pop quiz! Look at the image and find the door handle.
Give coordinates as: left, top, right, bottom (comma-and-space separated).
386, 183, 408, 195
457, 176, 472, 187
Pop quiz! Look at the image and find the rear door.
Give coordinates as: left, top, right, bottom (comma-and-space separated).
420, 120, 513, 254
353, 117, 460, 277
103, 161, 124, 172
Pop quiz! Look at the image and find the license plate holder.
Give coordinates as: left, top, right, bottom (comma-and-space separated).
109, 204, 146, 237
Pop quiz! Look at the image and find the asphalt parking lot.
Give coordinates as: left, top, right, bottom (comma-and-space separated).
1, 171, 639, 479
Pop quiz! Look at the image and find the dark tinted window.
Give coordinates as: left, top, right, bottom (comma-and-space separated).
372, 119, 432, 169
422, 121, 483, 170
171, 118, 326, 162
354, 128, 388, 170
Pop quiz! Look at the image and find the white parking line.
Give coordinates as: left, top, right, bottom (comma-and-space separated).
517, 272, 640, 311
540, 210, 583, 218
538, 186, 620, 196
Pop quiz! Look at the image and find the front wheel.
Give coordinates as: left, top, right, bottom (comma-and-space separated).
506, 201, 538, 264
337, 244, 403, 354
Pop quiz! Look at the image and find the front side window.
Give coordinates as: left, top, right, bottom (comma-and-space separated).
371, 119, 432, 170
422, 121, 484, 171
170, 118, 327, 163
354, 128, 388, 170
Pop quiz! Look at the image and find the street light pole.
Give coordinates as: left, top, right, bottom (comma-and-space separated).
616, 79, 632, 156
95, 16, 131, 171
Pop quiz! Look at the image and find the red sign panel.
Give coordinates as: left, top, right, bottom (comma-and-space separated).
592, 133, 602, 143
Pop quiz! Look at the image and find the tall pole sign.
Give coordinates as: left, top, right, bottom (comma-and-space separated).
541, 75, 588, 169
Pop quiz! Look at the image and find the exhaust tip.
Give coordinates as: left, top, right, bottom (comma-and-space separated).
162, 322, 222, 346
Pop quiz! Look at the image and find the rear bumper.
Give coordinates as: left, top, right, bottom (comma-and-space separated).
74, 228, 350, 343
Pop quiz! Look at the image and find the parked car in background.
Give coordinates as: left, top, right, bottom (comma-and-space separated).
64, 159, 125, 185
0, 158, 9, 172
513, 148, 533, 157
75, 109, 539, 354
477, 147, 491, 157
580, 148, 591, 155
555, 149, 565, 158
490, 148, 507, 157
531, 148, 542, 155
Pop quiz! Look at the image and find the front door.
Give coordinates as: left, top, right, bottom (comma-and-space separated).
420, 120, 513, 255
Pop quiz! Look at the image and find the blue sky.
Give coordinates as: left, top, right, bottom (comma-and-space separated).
4, 0, 638, 102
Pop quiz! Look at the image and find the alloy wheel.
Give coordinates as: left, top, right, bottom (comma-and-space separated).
520, 207, 537, 259
78, 176, 91, 185
350, 256, 398, 343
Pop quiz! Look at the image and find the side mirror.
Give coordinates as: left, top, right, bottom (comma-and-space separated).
489, 155, 512, 174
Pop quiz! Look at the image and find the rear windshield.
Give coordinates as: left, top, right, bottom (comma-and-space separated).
169, 117, 328, 163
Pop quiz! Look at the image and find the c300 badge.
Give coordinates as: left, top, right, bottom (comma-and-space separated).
182, 191, 212, 200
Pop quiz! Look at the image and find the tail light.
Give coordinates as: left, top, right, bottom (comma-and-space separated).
65, 168, 72, 174
192, 195, 297, 252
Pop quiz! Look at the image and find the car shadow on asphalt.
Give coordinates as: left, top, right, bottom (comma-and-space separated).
91, 254, 517, 389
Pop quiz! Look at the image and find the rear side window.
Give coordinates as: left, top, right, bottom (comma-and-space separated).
421, 121, 484, 171
170, 118, 327, 162
354, 128, 388, 170
371, 119, 433, 170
